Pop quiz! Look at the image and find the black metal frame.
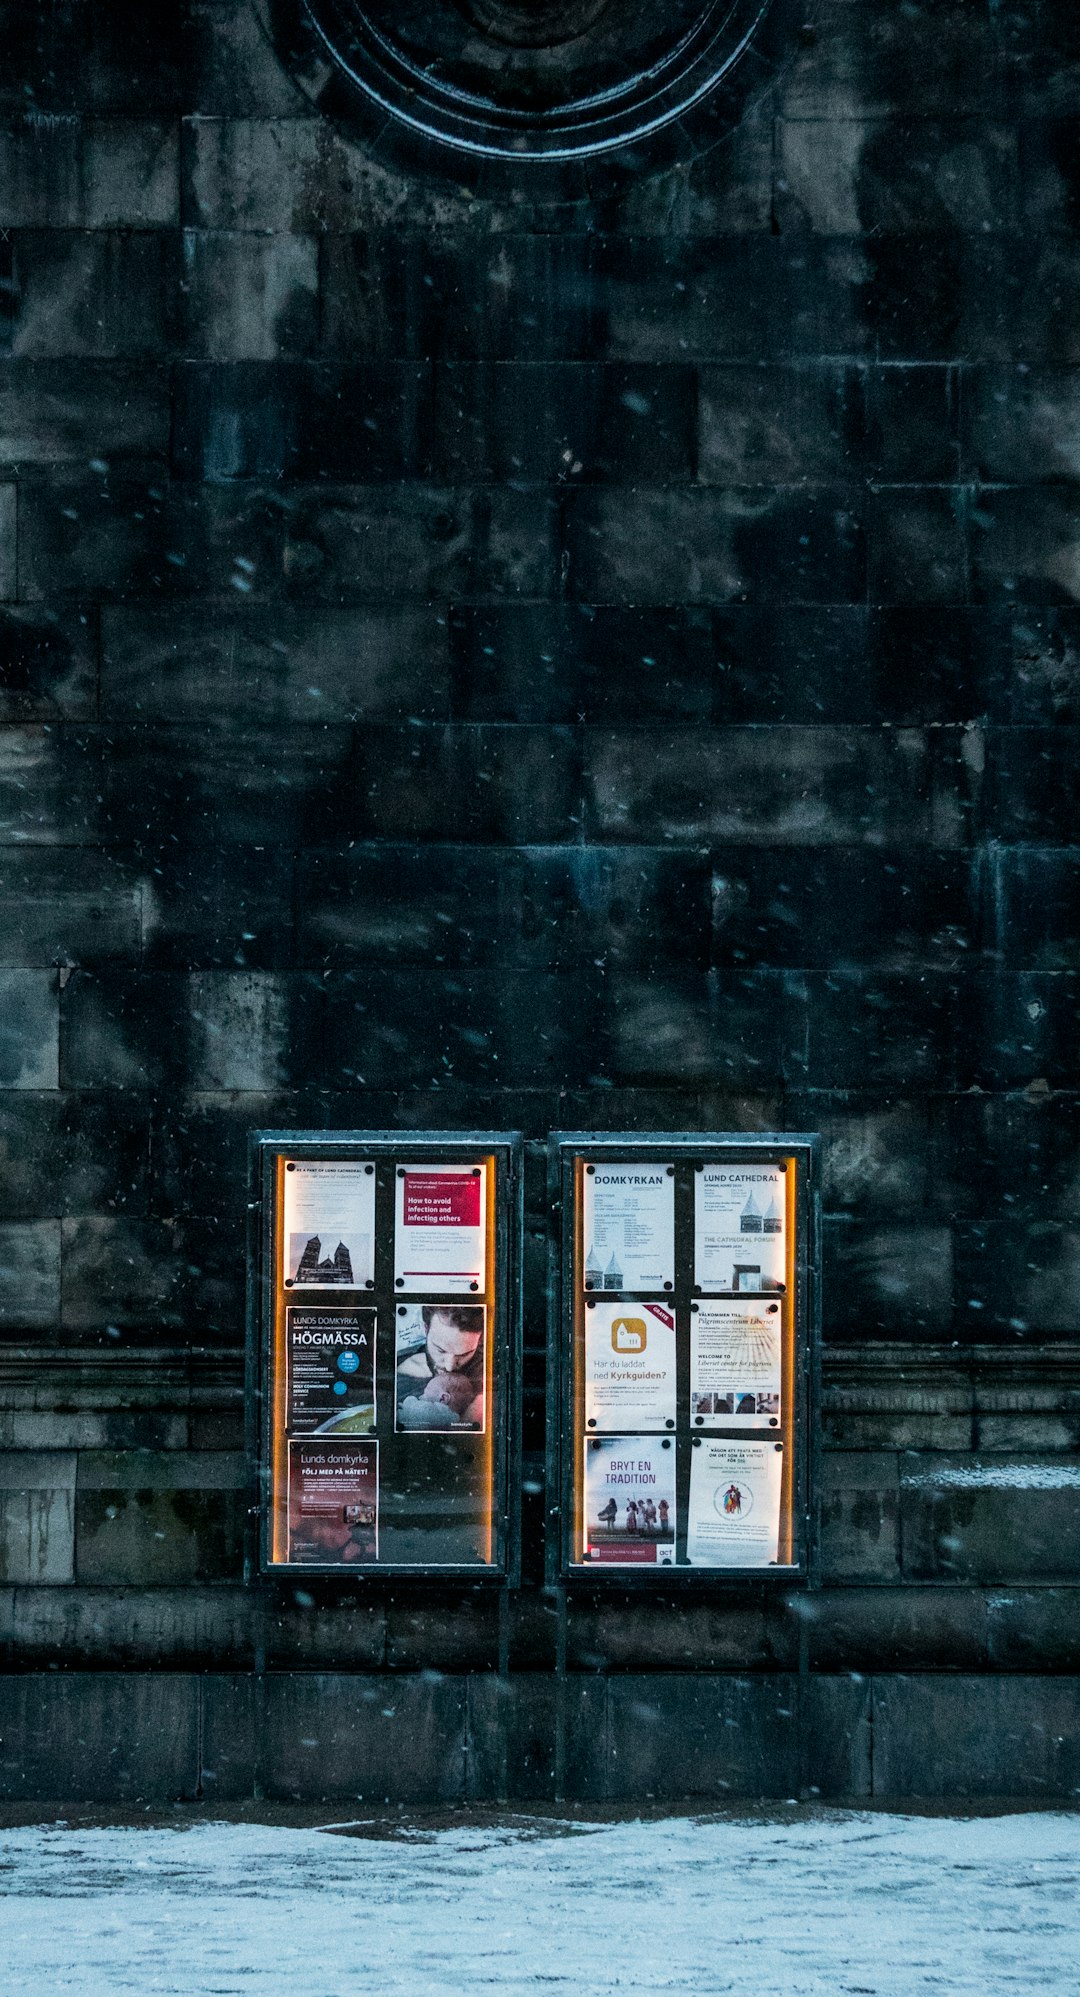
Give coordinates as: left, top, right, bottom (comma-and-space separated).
247, 1130, 523, 1583
546, 1132, 821, 1588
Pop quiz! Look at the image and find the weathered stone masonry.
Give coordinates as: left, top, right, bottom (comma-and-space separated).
0, 0, 1079, 1800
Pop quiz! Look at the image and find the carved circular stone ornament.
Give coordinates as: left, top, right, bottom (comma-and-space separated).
272, 0, 778, 165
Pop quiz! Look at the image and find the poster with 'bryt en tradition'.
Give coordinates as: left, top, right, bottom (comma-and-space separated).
283, 1161, 375, 1290
584, 1301, 676, 1432
581, 1163, 674, 1292
394, 1165, 487, 1295
694, 1165, 786, 1294
583, 1436, 676, 1564
286, 1307, 375, 1436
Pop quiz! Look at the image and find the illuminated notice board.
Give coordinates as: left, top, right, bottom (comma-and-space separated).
548, 1134, 819, 1583
248, 1132, 521, 1577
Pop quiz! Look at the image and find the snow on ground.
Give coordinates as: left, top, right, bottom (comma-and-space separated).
0, 1808, 1077, 1996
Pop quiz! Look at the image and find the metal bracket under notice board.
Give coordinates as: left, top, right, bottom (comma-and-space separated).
247, 1130, 523, 1583
546, 1133, 820, 1588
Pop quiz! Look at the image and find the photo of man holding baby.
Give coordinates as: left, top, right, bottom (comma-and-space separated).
395, 1304, 486, 1431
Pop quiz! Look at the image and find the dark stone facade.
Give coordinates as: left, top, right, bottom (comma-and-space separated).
1, 0, 1079, 1801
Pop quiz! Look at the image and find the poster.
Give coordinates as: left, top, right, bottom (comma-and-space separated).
694, 1164, 786, 1293
286, 1307, 375, 1436
395, 1302, 486, 1432
394, 1163, 487, 1295
287, 1438, 378, 1564
686, 1440, 783, 1568
581, 1161, 674, 1293
283, 1160, 375, 1290
584, 1300, 676, 1433
690, 1300, 782, 1429
582, 1436, 676, 1564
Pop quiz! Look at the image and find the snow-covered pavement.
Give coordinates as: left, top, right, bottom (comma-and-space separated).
0, 1808, 1077, 1995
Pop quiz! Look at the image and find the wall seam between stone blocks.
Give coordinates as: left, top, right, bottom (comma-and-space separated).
868, 1674, 876, 1798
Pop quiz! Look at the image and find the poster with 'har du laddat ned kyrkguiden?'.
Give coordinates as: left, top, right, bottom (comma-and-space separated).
581, 1162, 674, 1293
394, 1164, 487, 1295
584, 1300, 676, 1432
690, 1299, 782, 1429
694, 1164, 786, 1294
686, 1439, 783, 1568
583, 1435, 676, 1564
283, 1160, 375, 1290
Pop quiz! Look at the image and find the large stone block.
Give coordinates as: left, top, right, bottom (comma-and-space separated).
698, 363, 862, 484
466, 1673, 608, 1800
0, 968, 58, 1085
871, 1674, 1080, 1796
593, 236, 868, 364
0, 1586, 250, 1668
711, 848, 977, 973
954, 1220, 1080, 1335
0, 1671, 199, 1800
598, 968, 784, 1089
820, 1451, 901, 1582
809, 1587, 988, 1673
566, 1597, 793, 1672
0, 603, 97, 721
1007, 607, 1080, 724
450, 603, 715, 726
866, 487, 970, 606
985, 726, 1080, 843
565, 485, 866, 605
0, 361, 168, 466
347, 724, 581, 845
792, 973, 959, 1092
99, 726, 353, 849
11, 231, 177, 356
172, 361, 432, 482
824, 1220, 954, 1338
61, 1216, 189, 1330
185, 971, 295, 1091
0, 1450, 75, 1582
82, 118, 178, 227
282, 484, 559, 603
585, 727, 974, 848
434, 362, 696, 485
256, 1672, 468, 1802
181, 230, 318, 359
0, 727, 103, 843
0, 850, 141, 966
101, 601, 448, 725
900, 1452, 1080, 1583
75, 1449, 245, 1584
0, 1221, 62, 1328
958, 972, 1080, 1091
140, 845, 296, 971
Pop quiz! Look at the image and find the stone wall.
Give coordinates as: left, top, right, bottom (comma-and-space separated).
0, 0, 1079, 1799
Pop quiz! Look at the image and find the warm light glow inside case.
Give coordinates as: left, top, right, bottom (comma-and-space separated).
567, 1149, 806, 1574
263, 1147, 502, 1572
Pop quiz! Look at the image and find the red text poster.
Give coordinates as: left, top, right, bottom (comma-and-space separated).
287, 1439, 378, 1565
394, 1163, 487, 1295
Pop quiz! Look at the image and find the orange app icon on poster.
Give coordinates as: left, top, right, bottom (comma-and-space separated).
612, 1316, 647, 1354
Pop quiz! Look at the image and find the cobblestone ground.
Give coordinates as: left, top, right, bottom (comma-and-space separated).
0, 1807, 1076, 1995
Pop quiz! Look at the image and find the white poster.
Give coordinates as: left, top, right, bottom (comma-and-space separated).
582, 1161, 674, 1293
584, 1301, 676, 1433
283, 1160, 375, 1290
694, 1163, 786, 1293
582, 1435, 676, 1566
687, 1440, 783, 1568
394, 1163, 487, 1295
690, 1300, 782, 1429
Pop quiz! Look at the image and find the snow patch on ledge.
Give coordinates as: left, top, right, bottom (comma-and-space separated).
903, 1464, 1080, 1490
